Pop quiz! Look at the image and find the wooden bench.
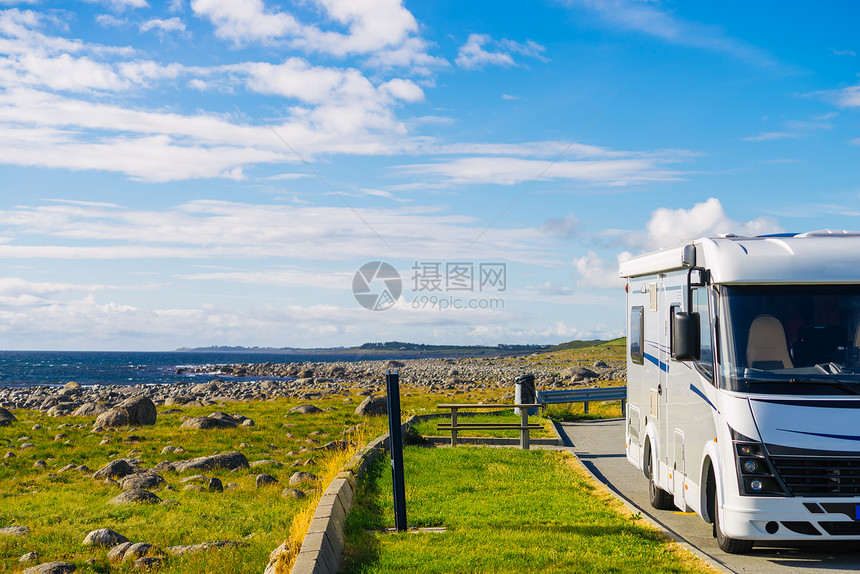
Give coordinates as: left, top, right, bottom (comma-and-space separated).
436, 403, 543, 450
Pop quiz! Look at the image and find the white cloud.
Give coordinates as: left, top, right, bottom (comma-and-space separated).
743, 118, 832, 142
574, 198, 783, 291
500, 38, 548, 61
0, 51, 128, 91
645, 197, 783, 249
573, 251, 630, 288
189, 0, 298, 43
0, 83, 424, 181
239, 57, 422, 105
139, 17, 186, 34
95, 14, 126, 28
398, 155, 685, 187
190, 0, 442, 73
0, 199, 558, 264
0, 277, 109, 298
296, 0, 418, 55
743, 131, 797, 142
82, 0, 148, 10
566, 0, 776, 66
456, 34, 514, 69
181, 269, 351, 289
455, 35, 547, 70
821, 84, 860, 108
540, 213, 578, 239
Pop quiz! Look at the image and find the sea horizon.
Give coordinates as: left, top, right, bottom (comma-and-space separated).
0, 349, 419, 389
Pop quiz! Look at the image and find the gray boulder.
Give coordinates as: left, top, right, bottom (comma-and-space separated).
93, 459, 138, 480
94, 408, 128, 429
118, 396, 157, 425
72, 402, 109, 417
109, 489, 161, 505
256, 474, 279, 488
354, 396, 387, 416
288, 404, 322, 415
173, 451, 249, 472
288, 471, 318, 486
23, 562, 76, 574
561, 366, 599, 380
107, 541, 161, 563
191, 381, 219, 394
179, 412, 237, 429
0, 407, 17, 426
282, 488, 306, 499
82, 528, 128, 548
120, 472, 165, 491
0, 525, 30, 536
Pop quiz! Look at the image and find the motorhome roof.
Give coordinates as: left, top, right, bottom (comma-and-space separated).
618, 231, 860, 284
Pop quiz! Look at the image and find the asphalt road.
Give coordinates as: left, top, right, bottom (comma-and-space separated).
556, 419, 860, 574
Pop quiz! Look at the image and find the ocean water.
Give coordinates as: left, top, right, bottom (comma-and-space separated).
0, 350, 384, 388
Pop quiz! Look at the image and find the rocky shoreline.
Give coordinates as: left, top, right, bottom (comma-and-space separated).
0, 356, 626, 414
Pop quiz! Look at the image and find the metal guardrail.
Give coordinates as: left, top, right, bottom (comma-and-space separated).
537, 386, 626, 415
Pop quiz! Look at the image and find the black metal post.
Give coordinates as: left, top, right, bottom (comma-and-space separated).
385, 369, 407, 532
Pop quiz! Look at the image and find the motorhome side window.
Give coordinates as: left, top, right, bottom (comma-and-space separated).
669, 304, 680, 360
630, 306, 644, 365
693, 287, 714, 380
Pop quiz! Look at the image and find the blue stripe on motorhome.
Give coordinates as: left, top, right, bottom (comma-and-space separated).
644, 352, 669, 372
775, 428, 860, 442
689, 383, 717, 412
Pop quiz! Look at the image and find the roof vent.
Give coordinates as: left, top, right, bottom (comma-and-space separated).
795, 229, 860, 237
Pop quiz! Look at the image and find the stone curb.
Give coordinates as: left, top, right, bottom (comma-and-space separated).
265, 416, 419, 574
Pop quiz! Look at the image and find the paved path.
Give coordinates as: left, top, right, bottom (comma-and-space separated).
556, 419, 860, 574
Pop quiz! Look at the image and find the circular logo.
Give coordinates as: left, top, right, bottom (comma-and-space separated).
352, 261, 402, 311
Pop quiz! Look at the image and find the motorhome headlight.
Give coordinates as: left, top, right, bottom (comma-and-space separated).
730, 427, 787, 497
739, 444, 756, 456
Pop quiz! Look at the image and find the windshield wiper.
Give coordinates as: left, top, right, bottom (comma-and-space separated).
740, 372, 860, 395
786, 379, 860, 395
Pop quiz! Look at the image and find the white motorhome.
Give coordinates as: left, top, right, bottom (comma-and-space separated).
620, 231, 860, 553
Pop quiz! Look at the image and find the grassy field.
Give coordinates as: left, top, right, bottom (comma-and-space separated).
342, 446, 716, 574
0, 396, 387, 574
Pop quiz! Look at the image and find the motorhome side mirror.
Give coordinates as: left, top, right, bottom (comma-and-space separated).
689, 268, 709, 286
673, 312, 701, 361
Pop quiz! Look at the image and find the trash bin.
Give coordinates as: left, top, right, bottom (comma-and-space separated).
514, 374, 537, 415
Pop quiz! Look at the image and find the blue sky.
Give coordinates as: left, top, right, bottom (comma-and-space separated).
1, 0, 860, 351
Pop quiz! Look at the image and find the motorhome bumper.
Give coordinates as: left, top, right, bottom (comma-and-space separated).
723, 498, 860, 540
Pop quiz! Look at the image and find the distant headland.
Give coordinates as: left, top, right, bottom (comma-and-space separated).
174, 339, 619, 359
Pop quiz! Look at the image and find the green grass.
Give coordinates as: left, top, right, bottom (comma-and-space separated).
0, 395, 387, 574
342, 446, 713, 574
544, 400, 624, 422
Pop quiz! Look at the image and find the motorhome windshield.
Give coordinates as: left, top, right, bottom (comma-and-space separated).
718, 284, 860, 395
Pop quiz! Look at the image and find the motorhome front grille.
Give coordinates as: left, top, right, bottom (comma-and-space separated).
819, 522, 860, 536
770, 456, 860, 496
